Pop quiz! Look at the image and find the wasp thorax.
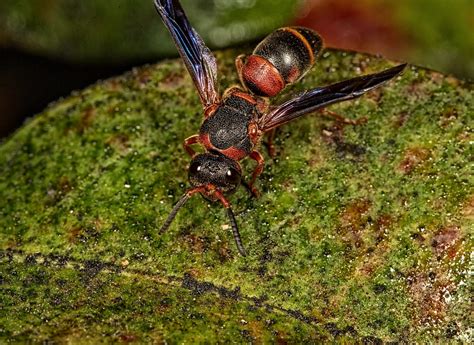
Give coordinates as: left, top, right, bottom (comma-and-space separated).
188, 153, 242, 194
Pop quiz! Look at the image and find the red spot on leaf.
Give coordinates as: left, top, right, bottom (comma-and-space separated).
339, 199, 371, 247
431, 225, 461, 258
398, 147, 430, 174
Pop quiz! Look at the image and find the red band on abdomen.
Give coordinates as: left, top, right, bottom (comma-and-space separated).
242, 55, 285, 97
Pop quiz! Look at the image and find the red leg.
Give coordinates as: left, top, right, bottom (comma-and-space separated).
222, 86, 242, 99
256, 97, 269, 114
204, 104, 219, 118
319, 109, 367, 125
261, 110, 365, 159
183, 134, 200, 157
235, 54, 248, 91
264, 129, 277, 158
247, 151, 265, 198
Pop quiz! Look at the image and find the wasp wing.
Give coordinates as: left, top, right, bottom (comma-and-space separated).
259, 64, 406, 131
154, 0, 219, 108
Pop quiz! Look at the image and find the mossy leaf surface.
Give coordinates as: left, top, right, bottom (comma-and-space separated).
0, 49, 472, 343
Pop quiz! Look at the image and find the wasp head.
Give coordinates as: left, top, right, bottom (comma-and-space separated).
188, 153, 241, 199
159, 151, 246, 256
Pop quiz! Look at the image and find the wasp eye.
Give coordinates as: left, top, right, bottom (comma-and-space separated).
225, 168, 240, 184
189, 162, 201, 175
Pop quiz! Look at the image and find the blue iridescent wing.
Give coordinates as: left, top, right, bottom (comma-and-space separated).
259, 64, 406, 131
154, 0, 219, 108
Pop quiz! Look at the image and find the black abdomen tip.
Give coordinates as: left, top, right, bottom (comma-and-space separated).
289, 27, 324, 59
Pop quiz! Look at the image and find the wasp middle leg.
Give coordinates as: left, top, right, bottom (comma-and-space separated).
243, 150, 265, 198
263, 129, 278, 158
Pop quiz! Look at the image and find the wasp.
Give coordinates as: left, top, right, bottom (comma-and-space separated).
154, 0, 406, 256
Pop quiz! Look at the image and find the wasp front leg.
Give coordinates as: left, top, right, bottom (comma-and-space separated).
244, 151, 265, 198
183, 134, 201, 157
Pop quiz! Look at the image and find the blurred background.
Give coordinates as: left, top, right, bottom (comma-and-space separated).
1, 0, 473, 138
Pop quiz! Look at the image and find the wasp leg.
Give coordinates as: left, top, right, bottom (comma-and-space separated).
204, 103, 219, 118
256, 97, 269, 114
235, 54, 248, 92
246, 151, 265, 198
263, 129, 277, 158
319, 109, 368, 125
183, 134, 200, 157
222, 86, 244, 99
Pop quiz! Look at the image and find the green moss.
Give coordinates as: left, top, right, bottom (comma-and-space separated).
0, 49, 472, 342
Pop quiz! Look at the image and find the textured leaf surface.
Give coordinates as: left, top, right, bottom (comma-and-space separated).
0, 49, 472, 342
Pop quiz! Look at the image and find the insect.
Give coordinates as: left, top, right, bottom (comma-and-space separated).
154, 0, 406, 256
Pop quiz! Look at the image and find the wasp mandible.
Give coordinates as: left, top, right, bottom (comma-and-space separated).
154, 0, 406, 256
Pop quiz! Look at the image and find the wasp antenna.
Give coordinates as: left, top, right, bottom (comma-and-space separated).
213, 190, 247, 256
159, 192, 191, 234
159, 186, 206, 234
226, 207, 247, 256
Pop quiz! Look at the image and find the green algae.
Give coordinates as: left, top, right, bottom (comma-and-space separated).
0, 49, 473, 342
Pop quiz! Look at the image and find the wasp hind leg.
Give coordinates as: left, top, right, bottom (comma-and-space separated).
319, 109, 367, 126
263, 109, 365, 158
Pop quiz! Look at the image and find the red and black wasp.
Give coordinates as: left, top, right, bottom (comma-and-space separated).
154, 0, 406, 256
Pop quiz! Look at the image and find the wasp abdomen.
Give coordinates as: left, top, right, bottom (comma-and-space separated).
242, 27, 323, 97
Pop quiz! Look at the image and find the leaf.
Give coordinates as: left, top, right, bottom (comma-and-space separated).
0, 49, 472, 342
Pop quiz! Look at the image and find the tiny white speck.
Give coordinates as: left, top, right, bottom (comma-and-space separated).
124, 184, 131, 188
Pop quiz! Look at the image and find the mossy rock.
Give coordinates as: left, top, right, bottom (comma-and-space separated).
0, 48, 472, 343
0, 0, 299, 63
